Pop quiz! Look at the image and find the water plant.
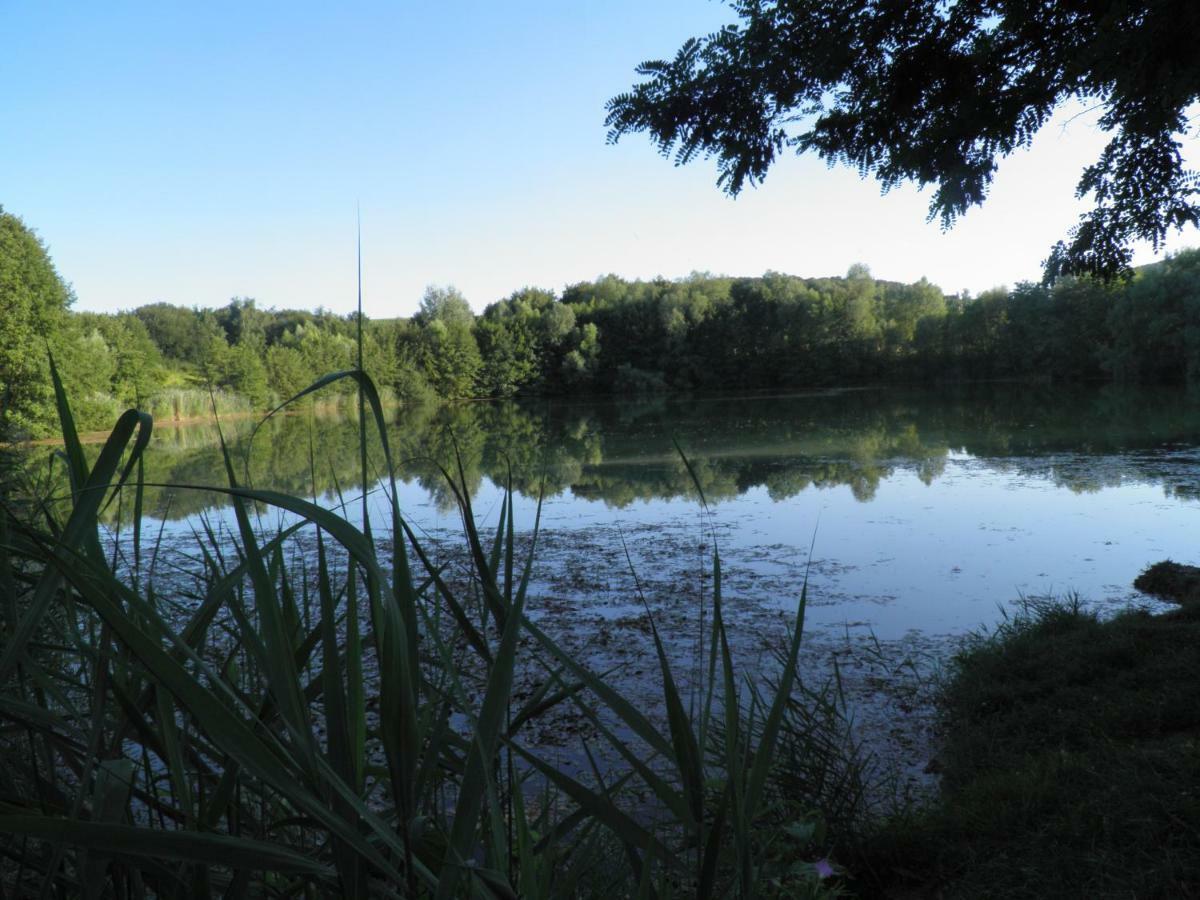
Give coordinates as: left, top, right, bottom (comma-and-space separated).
143, 388, 253, 423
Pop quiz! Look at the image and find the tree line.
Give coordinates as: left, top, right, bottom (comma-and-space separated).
5, 205, 1200, 439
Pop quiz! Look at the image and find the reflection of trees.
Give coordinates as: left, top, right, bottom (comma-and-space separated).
392, 385, 1200, 504
12, 382, 1200, 521
913, 383, 1200, 493
12, 412, 395, 524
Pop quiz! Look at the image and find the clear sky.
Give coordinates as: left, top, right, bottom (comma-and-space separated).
3, 1, 1196, 318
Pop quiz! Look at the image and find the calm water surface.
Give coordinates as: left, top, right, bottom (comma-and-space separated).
117, 383, 1200, 641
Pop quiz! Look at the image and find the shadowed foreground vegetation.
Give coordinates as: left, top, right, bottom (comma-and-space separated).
0, 364, 875, 898
10, 373, 1199, 898
856, 594, 1200, 898
12, 368, 1199, 897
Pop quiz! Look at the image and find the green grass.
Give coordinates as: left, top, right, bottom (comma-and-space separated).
0, 353, 860, 898
857, 596, 1200, 898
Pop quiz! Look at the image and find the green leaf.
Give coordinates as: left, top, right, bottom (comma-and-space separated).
0, 815, 333, 878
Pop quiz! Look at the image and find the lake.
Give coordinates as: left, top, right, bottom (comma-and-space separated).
25, 381, 1200, 782
112, 382, 1196, 641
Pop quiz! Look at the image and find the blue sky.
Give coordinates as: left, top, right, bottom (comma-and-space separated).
3, 1, 1196, 317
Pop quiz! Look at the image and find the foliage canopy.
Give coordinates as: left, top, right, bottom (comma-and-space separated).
0, 207, 73, 436
605, 0, 1200, 280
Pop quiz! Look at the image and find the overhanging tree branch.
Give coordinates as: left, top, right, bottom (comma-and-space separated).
606, 0, 1200, 281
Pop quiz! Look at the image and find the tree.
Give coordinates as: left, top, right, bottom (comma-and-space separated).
476, 313, 536, 397
294, 324, 356, 394
881, 278, 947, 354
415, 285, 475, 329
549, 321, 596, 389
412, 286, 483, 398
0, 207, 73, 437
50, 320, 122, 430
360, 325, 401, 398
77, 311, 166, 406
417, 319, 482, 398
265, 344, 310, 401
224, 342, 271, 408
216, 297, 269, 350
1106, 250, 1200, 382
476, 288, 581, 396
391, 320, 437, 404
606, 1, 1200, 279
134, 303, 219, 365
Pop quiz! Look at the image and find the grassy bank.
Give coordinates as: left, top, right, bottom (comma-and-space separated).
857, 594, 1200, 898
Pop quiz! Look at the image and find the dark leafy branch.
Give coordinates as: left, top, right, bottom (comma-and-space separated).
605, 0, 1200, 280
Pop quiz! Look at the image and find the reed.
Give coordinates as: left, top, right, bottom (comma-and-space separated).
144, 388, 254, 422
0, 354, 858, 898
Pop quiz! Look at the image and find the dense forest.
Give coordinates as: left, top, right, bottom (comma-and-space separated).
5, 206, 1200, 439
